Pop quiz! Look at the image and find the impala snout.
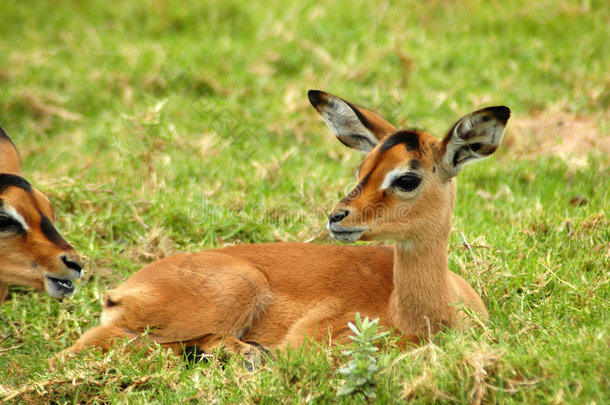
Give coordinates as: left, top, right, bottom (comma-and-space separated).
328, 209, 349, 223
44, 251, 85, 299
327, 207, 369, 243
61, 253, 85, 274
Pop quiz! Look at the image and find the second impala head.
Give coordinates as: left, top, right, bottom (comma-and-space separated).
0, 176, 85, 299
1, 126, 84, 300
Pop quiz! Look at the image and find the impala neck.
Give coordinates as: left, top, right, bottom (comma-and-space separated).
390, 236, 455, 337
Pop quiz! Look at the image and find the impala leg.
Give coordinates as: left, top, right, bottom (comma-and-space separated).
279, 310, 402, 351
72, 325, 135, 352
58, 328, 268, 370
53, 324, 135, 363
278, 304, 358, 351
164, 334, 269, 369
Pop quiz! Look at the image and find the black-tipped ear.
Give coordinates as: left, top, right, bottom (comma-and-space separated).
308, 90, 396, 153
0, 126, 21, 175
438, 106, 510, 179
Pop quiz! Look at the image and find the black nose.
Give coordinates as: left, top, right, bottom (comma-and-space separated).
61, 255, 84, 272
328, 210, 349, 223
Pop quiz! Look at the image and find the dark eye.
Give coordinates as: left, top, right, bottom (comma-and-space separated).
0, 215, 23, 232
392, 174, 421, 192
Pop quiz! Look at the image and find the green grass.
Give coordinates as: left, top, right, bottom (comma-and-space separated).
0, 0, 608, 403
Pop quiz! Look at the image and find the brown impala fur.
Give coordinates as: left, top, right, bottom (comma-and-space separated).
65, 91, 509, 363
0, 126, 84, 306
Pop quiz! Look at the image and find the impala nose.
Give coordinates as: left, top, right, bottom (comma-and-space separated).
328, 209, 349, 223
61, 255, 84, 273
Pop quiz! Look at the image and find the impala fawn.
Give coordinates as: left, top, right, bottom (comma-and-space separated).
0, 126, 84, 306
65, 91, 509, 363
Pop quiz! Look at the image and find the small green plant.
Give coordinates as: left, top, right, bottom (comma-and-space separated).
337, 313, 389, 399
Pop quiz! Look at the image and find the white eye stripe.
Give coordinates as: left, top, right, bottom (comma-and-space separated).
1, 206, 29, 231
380, 169, 405, 190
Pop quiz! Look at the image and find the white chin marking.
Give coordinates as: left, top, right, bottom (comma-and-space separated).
397, 240, 415, 250
330, 231, 363, 243
45, 277, 76, 299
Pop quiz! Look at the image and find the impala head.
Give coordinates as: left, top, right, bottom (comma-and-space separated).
309, 90, 510, 246
0, 126, 84, 303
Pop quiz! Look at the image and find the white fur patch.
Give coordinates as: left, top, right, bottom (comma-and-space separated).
380, 160, 421, 190
380, 169, 404, 190
397, 240, 415, 251
1, 205, 29, 231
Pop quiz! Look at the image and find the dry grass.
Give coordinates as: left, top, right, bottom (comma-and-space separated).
505, 109, 610, 162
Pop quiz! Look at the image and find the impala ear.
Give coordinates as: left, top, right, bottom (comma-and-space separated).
0, 126, 21, 175
438, 106, 510, 179
308, 90, 396, 153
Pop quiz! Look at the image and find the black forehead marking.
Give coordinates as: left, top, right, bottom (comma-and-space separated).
357, 147, 387, 188
40, 213, 72, 250
358, 171, 372, 188
0, 174, 32, 193
341, 171, 373, 205
379, 130, 420, 152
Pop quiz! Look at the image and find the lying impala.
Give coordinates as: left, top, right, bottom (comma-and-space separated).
0, 126, 84, 306
66, 91, 509, 362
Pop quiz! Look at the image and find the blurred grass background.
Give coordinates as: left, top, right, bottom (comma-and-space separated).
0, 0, 608, 403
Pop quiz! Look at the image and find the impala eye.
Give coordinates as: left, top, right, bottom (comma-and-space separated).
0, 215, 23, 232
392, 174, 421, 192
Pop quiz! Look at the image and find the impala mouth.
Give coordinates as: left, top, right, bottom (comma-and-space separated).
44, 272, 80, 299
327, 223, 368, 243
